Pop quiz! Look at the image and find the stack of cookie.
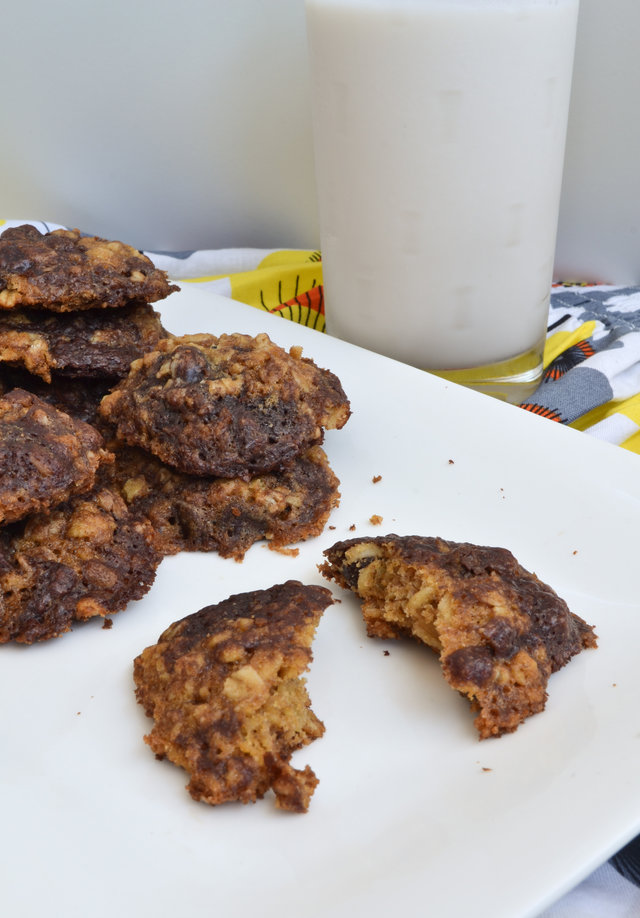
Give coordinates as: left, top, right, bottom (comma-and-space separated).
0, 225, 179, 643
0, 225, 352, 642
0, 224, 175, 423
98, 331, 351, 560
0, 388, 161, 643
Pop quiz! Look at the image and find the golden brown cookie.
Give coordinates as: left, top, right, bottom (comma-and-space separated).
0, 486, 161, 644
133, 581, 333, 812
98, 332, 351, 479
0, 301, 168, 381
0, 224, 177, 311
108, 442, 340, 559
0, 388, 113, 524
320, 534, 597, 739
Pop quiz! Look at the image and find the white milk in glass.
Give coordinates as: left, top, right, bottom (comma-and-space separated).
306, 0, 579, 396
556, 0, 640, 284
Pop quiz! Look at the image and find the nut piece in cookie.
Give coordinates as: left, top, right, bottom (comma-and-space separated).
0, 388, 113, 524
0, 301, 167, 382
320, 534, 597, 739
109, 443, 340, 559
0, 224, 178, 311
0, 486, 161, 644
133, 581, 334, 812
98, 332, 351, 479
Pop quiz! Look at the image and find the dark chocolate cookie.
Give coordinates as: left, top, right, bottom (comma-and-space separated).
0, 224, 178, 311
0, 369, 116, 427
0, 388, 112, 524
0, 485, 161, 644
133, 581, 334, 812
320, 534, 597, 738
99, 333, 351, 478
108, 442, 340, 559
0, 301, 168, 381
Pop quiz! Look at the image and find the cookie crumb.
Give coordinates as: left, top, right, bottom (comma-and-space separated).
349, 524, 356, 531
448, 459, 455, 465
102, 618, 113, 630
369, 514, 383, 525
372, 475, 382, 483
268, 545, 300, 558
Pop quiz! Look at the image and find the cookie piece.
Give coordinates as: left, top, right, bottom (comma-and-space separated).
0, 368, 116, 427
133, 581, 333, 812
98, 332, 351, 478
320, 534, 597, 739
0, 301, 167, 381
0, 486, 161, 644
0, 388, 113, 524
0, 224, 178, 311
109, 442, 340, 559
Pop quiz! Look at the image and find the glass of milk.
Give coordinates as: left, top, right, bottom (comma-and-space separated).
305, 0, 580, 402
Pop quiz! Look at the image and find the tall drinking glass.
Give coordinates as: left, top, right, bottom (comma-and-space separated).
306, 0, 580, 402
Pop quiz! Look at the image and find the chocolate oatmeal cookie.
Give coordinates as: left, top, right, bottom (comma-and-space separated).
0, 301, 168, 381
0, 388, 112, 524
133, 581, 333, 812
0, 486, 161, 644
0, 369, 116, 427
0, 224, 177, 311
320, 534, 597, 739
99, 333, 350, 479
109, 443, 340, 559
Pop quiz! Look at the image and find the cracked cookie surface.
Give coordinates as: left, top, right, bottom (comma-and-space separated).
99, 332, 350, 478
0, 224, 177, 311
320, 534, 597, 739
133, 581, 333, 812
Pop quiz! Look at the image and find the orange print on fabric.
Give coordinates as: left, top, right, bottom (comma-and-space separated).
520, 403, 564, 422
270, 284, 325, 331
544, 339, 596, 382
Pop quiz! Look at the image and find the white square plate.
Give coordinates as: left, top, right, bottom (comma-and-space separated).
3, 284, 640, 918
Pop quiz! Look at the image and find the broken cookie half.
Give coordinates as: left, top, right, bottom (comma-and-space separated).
319, 534, 597, 739
133, 581, 334, 812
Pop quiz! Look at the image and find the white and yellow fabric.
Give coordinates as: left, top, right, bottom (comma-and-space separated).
149, 246, 326, 332
521, 285, 640, 454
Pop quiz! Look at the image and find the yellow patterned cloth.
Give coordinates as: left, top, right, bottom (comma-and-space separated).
155, 247, 326, 332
